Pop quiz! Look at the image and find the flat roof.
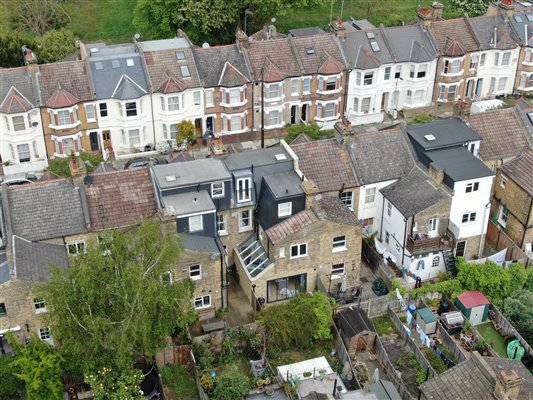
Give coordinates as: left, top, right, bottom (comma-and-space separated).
138, 38, 190, 51
428, 147, 494, 182
263, 171, 304, 199
407, 118, 482, 150
162, 191, 215, 216
222, 147, 291, 171
152, 158, 231, 190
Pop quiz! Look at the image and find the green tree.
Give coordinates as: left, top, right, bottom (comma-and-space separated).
0, 32, 38, 68
133, 0, 183, 40
42, 220, 197, 375
85, 366, 144, 400
38, 28, 76, 64
11, 0, 70, 36
500, 289, 533, 345
212, 365, 250, 400
176, 120, 196, 144
7, 333, 64, 400
0, 355, 25, 400
449, 0, 491, 16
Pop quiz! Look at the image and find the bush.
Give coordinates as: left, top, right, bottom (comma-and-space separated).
79, 152, 103, 173
212, 365, 249, 400
0, 355, 24, 400
160, 365, 199, 399
423, 348, 447, 373
47, 157, 71, 177
407, 114, 436, 125
284, 123, 335, 144
192, 341, 213, 370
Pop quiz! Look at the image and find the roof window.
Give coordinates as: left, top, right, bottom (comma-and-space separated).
176, 51, 185, 60
180, 65, 190, 78
424, 134, 436, 141
126, 58, 134, 66
94, 61, 103, 70
165, 175, 177, 182
514, 15, 523, 22
111, 60, 120, 68
274, 153, 287, 161
366, 31, 375, 39
305, 46, 315, 55
370, 41, 380, 52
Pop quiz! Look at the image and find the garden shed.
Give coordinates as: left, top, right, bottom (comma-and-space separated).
415, 307, 437, 334
455, 291, 490, 326
334, 306, 377, 354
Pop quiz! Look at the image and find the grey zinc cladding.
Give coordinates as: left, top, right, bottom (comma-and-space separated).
380, 167, 450, 217
162, 191, 215, 216
5, 179, 87, 242
0, 67, 38, 108
13, 236, 68, 282
152, 158, 231, 190
407, 118, 482, 150
193, 44, 251, 88
349, 128, 414, 184
263, 171, 304, 199
221, 147, 291, 171
87, 43, 149, 100
383, 25, 438, 62
428, 147, 494, 182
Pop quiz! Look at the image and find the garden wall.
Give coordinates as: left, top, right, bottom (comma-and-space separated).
335, 295, 406, 318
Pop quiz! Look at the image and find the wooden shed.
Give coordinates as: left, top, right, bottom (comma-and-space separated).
455, 291, 490, 326
334, 306, 377, 354
416, 307, 437, 335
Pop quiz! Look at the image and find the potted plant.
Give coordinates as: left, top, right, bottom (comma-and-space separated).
474, 339, 489, 355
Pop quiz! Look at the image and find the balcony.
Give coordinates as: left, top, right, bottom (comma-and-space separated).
406, 234, 450, 254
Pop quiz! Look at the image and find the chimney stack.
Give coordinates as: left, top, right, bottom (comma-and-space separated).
431, 2, 444, 20
499, 0, 515, 17
235, 26, 250, 50
330, 18, 346, 39
22, 46, 38, 73
494, 369, 523, 400
417, 6, 433, 28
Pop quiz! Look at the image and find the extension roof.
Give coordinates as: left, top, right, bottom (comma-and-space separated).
152, 158, 231, 190
13, 236, 68, 282
407, 118, 482, 150
193, 44, 251, 88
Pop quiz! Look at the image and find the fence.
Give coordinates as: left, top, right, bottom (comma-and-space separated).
490, 304, 533, 358
435, 320, 467, 364
388, 307, 437, 379
361, 240, 397, 287
336, 294, 406, 319
485, 220, 531, 266
332, 324, 362, 390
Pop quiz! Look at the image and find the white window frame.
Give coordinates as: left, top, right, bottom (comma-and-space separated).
332, 235, 347, 252
443, 58, 462, 75
217, 214, 227, 235
193, 90, 201, 106
161, 271, 173, 285
266, 109, 282, 127
168, 95, 180, 111
498, 205, 508, 228
66, 241, 86, 256
99, 102, 108, 118
237, 177, 252, 202
432, 257, 440, 267
124, 101, 138, 117
211, 182, 224, 198
428, 218, 438, 232
501, 51, 511, 66
278, 202, 292, 217
265, 83, 283, 100
34, 298, 46, 314
194, 295, 211, 309
500, 176, 507, 189
291, 79, 300, 95
384, 66, 391, 81
387, 202, 392, 217
17, 143, 31, 162
189, 215, 203, 232
239, 209, 252, 232
205, 89, 214, 107
189, 264, 202, 281
361, 97, 371, 113
364, 187, 376, 204
12, 115, 26, 131
39, 327, 53, 344
340, 191, 354, 210
461, 212, 477, 224
363, 72, 374, 86
85, 103, 96, 122
497, 77, 507, 92
302, 77, 311, 93
180, 65, 190, 78
290, 243, 308, 259
465, 182, 479, 193
331, 263, 345, 274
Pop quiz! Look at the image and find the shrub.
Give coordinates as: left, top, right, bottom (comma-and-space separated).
46, 157, 71, 177
212, 365, 250, 400
407, 114, 436, 125
192, 341, 213, 370
284, 123, 335, 144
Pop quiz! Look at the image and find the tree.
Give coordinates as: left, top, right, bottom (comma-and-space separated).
7, 333, 64, 400
38, 28, 76, 64
42, 220, 197, 375
176, 120, 196, 144
212, 365, 250, 400
500, 290, 533, 345
133, 0, 183, 40
11, 0, 70, 36
449, 0, 491, 16
85, 366, 144, 400
0, 355, 25, 400
0, 32, 38, 68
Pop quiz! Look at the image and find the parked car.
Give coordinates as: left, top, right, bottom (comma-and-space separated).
124, 157, 168, 169
1, 172, 37, 186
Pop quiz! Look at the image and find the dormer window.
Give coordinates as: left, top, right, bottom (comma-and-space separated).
237, 177, 252, 202
211, 182, 224, 198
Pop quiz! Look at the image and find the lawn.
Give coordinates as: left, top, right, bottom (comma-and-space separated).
476, 322, 508, 358
372, 314, 397, 336
160, 364, 199, 400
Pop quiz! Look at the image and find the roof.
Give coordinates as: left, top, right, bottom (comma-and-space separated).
342, 28, 394, 69
91, 162, 116, 174
335, 306, 376, 340
13, 236, 68, 282
457, 291, 490, 308
407, 118, 482, 151
85, 168, 157, 231
428, 147, 495, 182
291, 138, 358, 192
468, 108, 530, 161
184, 234, 220, 253
429, 16, 481, 55
288, 27, 325, 37
0, 86, 34, 113
0, 252, 9, 284
508, 9, 533, 46
4, 179, 88, 241
263, 171, 304, 199
0, 67, 38, 112
38, 61, 94, 104
249, 26, 287, 41
112, 74, 147, 99
312, 196, 360, 226
483, 357, 533, 398
161, 190, 215, 217
193, 44, 251, 88
247, 38, 301, 79
469, 15, 520, 50
291, 33, 346, 75
383, 24, 438, 63
500, 149, 533, 197
350, 128, 414, 184
221, 147, 291, 171
266, 209, 318, 244
137, 38, 190, 52
152, 158, 231, 190
380, 167, 450, 217
417, 307, 437, 324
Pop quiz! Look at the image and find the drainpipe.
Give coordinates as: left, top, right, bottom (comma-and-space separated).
520, 197, 532, 249
379, 191, 385, 238
478, 201, 491, 257
401, 216, 409, 269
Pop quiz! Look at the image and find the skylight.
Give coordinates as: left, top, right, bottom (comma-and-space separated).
274, 154, 287, 161
370, 41, 380, 52
305, 46, 315, 55
527, 13, 533, 21
111, 60, 120, 68
180, 65, 190, 78
176, 51, 185, 60
126, 58, 134, 66
514, 15, 523, 23
94, 61, 103, 70
165, 175, 177, 182
424, 134, 436, 141
366, 31, 375, 39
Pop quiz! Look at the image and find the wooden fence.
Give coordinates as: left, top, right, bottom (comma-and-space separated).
332, 324, 362, 390
362, 240, 397, 287
490, 304, 532, 358
388, 307, 437, 379
485, 220, 531, 266
435, 321, 467, 364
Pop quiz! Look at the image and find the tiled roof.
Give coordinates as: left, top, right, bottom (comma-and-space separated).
457, 291, 490, 308
342, 28, 394, 69
469, 15, 520, 50
157, 74, 185, 93
247, 38, 301, 79
13, 236, 68, 282
46, 87, 79, 108
290, 133, 312, 145
250, 26, 287, 41
38, 60, 94, 104
291, 138, 358, 192
291, 33, 346, 75
483, 357, 533, 399
429, 17, 481, 55
193, 44, 251, 88
143, 47, 202, 91
318, 55, 344, 74
0, 67, 39, 110
0, 86, 34, 113
262, 59, 286, 82
468, 108, 529, 161
85, 168, 157, 231
219, 62, 248, 87
4, 179, 88, 242
500, 149, 533, 197
266, 209, 318, 244
91, 162, 116, 174
312, 196, 359, 226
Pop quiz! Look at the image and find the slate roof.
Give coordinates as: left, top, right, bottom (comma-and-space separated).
3, 179, 88, 242
38, 60, 94, 104
288, 27, 325, 37
91, 162, 116, 174
266, 209, 318, 244
0, 67, 39, 112
483, 357, 533, 399
263, 171, 304, 199
457, 291, 490, 308
85, 168, 157, 231
184, 234, 220, 253
384, 24, 438, 63
13, 236, 68, 282
380, 167, 450, 217
469, 15, 520, 50
46, 87, 79, 108
221, 147, 291, 171
161, 191, 215, 217
342, 28, 394, 69
0, 86, 34, 113
291, 33, 346, 75
193, 44, 251, 88
291, 138, 358, 192
249, 26, 287, 41
111, 75, 147, 100
468, 108, 530, 161
427, 147, 494, 182
247, 38, 301, 79
407, 118, 482, 150
152, 158, 231, 190
500, 149, 533, 197
349, 128, 414, 184
429, 17, 481, 55
507, 10, 533, 46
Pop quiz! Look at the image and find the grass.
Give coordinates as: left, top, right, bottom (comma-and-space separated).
476, 322, 508, 358
268, 340, 337, 370
160, 364, 199, 400
372, 315, 396, 336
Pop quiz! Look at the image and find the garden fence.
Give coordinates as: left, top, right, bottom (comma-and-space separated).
435, 321, 467, 364
362, 240, 397, 287
388, 307, 437, 379
332, 323, 362, 390
335, 294, 405, 318
490, 304, 532, 358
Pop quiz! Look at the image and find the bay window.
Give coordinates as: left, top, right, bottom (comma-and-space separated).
266, 110, 282, 127
361, 97, 371, 113
17, 144, 30, 162
363, 72, 374, 85
443, 59, 461, 75
266, 83, 281, 99
125, 101, 137, 117
12, 115, 25, 131
49, 107, 79, 128
57, 109, 71, 125
168, 96, 180, 111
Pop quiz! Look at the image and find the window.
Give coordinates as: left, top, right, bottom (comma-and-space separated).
302, 77, 311, 93
499, 206, 509, 227
278, 202, 292, 217
361, 97, 371, 113
519, 73, 533, 89
410, 65, 415, 78
500, 176, 507, 189
267, 84, 281, 99
324, 103, 335, 118
128, 129, 140, 146
85, 104, 96, 121
332, 263, 345, 274
290, 243, 308, 258
205, 90, 214, 107
169, 124, 178, 139
57, 109, 71, 126
465, 182, 479, 193
489, 77, 496, 92
447, 84, 457, 101
494, 52, 500, 66
189, 265, 201, 281
363, 72, 374, 85
470, 54, 478, 69
67, 241, 85, 256
340, 191, 354, 210
461, 212, 477, 223
355, 71, 362, 86
39, 327, 51, 341
279, 247, 285, 258
181, 65, 190, 78
364, 187, 376, 204
237, 177, 252, 202
161, 271, 173, 285
194, 295, 211, 309
353, 98, 359, 112
428, 218, 438, 232
239, 210, 252, 231
211, 182, 224, 198
387, 202, 392, 217
267, 274, 306, 302
361, 217, 374, 228
217, 214, 227, 234
0, 303, 6, 316
193, 91, 201, 106
17, 144, 30, 162
524, 48, 533, 64
189, 215, 203, 232
385, 231, 390, 244
168, 96, 180, 111
291, 79, 299, 95
502, 52, 511, 66
34, 298, 46, 313
125, 102, 137, 117
432, 256, 440, 267
384, 66, 391, 80
12, 115, 25, 131
417, 64, 427, 78
228, 89, 240, 104
267, 110, 281, 126
333, 235, 347, 251
99, 102, 108, 117
497, 77, 507, 91
479, 53, 486, 66
443, 59, 461, 74
325, 76, 337, 91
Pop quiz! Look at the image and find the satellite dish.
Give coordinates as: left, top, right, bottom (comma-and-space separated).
271, 17, 276, 23
202, 42, 210, 48
134, 33, 140, 40
31, 121, 39, 127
